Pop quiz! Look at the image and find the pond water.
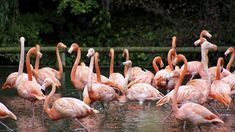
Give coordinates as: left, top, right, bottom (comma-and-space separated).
0, 67, 234, 132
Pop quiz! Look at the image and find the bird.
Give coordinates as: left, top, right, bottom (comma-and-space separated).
42, 78, 99, 131
118, 60, 163, 105
2, 37, 36, 89
151, 56, 164, 88
224, 47, 235, 73
32, 44, 63, 87
83, 49, 119, 108
209, 57, 231, 107
16, 47, 45, 126
0, 102, 17, 131
169, 54, 224, 130
68, 43, 90, 90
108, 48, 125, 91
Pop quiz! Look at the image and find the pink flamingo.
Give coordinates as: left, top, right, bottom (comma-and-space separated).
224, 47, 235, 73
118, 61, 163, 105
170, 54, 224, 130
0, 102, 17, 131
68, 43, 90, 90
16, 47, 45, 125
42, 78, 99, 131
151, 56, 164, 88
209, 57, 231, 107
109, 48, 125, 90
32, 44, 63, 87
2, 37, 36, 89
83, 49, 119, 107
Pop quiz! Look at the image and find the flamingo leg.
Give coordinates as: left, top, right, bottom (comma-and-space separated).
74, 119, 89, 132
183, 121, 187, 130
198, 125, 202, 132
207, 102, 221, 117
32, 102, 35, 128
190, 74, 195, 80
161, 111, 173, 123
0, 121, 14, 132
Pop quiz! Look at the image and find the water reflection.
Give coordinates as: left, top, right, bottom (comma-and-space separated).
0, 67, 234, 131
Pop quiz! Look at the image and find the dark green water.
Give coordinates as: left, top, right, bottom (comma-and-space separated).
0, 67, 234, 132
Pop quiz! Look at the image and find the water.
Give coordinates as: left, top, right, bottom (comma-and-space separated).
0, 67, 234, 131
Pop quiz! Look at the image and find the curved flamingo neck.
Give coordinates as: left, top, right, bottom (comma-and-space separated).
44, 82, 56, 116
18, 38, 25, 74
87, 55, 95, 91
226, 49, 235, 71
71, 46, 81, 83
122, 63, 132, 91
216, 58, 224, 80
172, 54, 188, 113
109, 49, 114, 76
95, 52, 101, 82
56, 44, 63, 79
34, 45, 40, 70
167, 49, 177, 70
152, 57, 161, 72
123, 49, 129, 76
26, 48, 37, 81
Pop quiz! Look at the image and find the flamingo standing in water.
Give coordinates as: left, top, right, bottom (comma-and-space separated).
169, 54, 224, 130
209, 57, 231, 107
108, 48, 125, 91
83, 49, 119, 107
33, 44, 65, 87
224, 47, 235, 73
0, 103, 17, 131
42, 78, 99, 131
2, 37, 36, 89
16, 47, 45, 125
118, 61, 163, 105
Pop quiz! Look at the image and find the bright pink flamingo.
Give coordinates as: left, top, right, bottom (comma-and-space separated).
68, 43, 90, 90
42, 78, 99, 131
118, 61, 163, 105
0, 102, 17, 131
209, 57, 231, 107
32, 44, 63, 87
224, 47, 235, 73
83, 49, 119, 107
16, 47, 45, 125
2, 37, 36, 89
170, 54, 223, 130
109, 48, 125, 90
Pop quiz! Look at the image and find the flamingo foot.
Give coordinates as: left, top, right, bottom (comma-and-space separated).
0, 121, 14, 132
74, 119, 90, 132
198, 125, 202, 132
161, 111, 173, 123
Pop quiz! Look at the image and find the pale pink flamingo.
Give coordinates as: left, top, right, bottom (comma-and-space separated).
0, 102, 17, 131
118, 61, 163, 105
108, 48, 125, 90
169, 54, 223, 130
224, 47, 235, 73
42, 78, 99, 131
16, 47, 45, 125
68, 43, 90, 90
151, 56, 164, 88
209, 57, 231, 107
122, 48, 144, 81
32, 44, 62, 87
83, 49, 119, 107
2, 37, 36, 89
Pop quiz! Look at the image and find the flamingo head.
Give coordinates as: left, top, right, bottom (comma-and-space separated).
68, 43, 79, 53
58, 42, 67, 49
123, 60, 132, 66
166, 71, 181, 79
200, 30, 212, 38
201, 41, 218, 51
87, 48, 95, 57
42, 78, 54, 89
194, 38, 207, 46
20, 37, 25, 43
36, 50, 43, 58
224, 47, 234, 56
35, 44, 40, 51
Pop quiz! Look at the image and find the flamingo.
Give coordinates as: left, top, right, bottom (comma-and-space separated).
16, 47, 45, 125
118, 61, 163, 105
2, 37, 36, 89
224, 47, 235, 73
83, 49, 119, 107
68, 43, 90, 90
32, 44, 63, 87
42, 78, 99, 131
209, 57, 231, 107
108, 48, 125, 90
151, 56, 164, 88
0, 103, 17, 131
122, 48, 144, 81
169, 54, 224, 130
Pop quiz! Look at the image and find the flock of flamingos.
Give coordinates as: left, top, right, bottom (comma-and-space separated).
1, 30, 235, 131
